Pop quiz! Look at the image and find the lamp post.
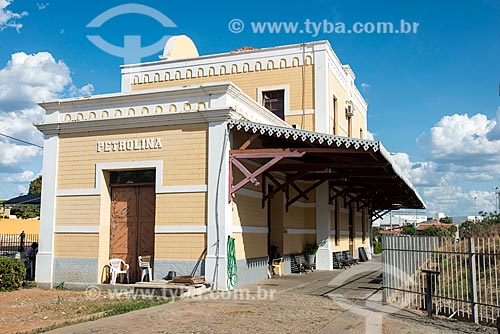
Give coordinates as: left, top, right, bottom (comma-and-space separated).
389, 203, 402, 230
473, 196, 477, 222
494, 187, 500, 213
389, 210, 392, 230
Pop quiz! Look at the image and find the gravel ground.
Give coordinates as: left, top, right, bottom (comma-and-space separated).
41, 288, 496, 334
0, 288, 107, 334
43, 260, 497, 334
0, 255, 495, 334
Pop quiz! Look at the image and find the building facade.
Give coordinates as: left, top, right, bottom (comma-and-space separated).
35, 36, 424, 289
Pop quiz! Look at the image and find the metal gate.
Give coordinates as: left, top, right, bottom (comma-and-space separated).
382, 235, 500, 325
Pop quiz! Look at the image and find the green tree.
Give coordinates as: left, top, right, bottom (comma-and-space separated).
10, 205, 39, 219
420, 226, 440, 236
372, 226, 381, 242
444, 224, 458, 237
439, 216, 453, 224
401, 225, 417, 235
480, 211, 500, 224
28, 175, 42, 194
459, 220, 475, 238
460, 212, 500, 237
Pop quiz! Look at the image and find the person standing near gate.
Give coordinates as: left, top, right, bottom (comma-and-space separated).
24, 242, 38, 280
19, 231, 25, 251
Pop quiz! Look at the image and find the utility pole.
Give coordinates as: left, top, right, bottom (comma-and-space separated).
494, 187, 500, 213
389, 210, 392, 230
473, 196, 477, 222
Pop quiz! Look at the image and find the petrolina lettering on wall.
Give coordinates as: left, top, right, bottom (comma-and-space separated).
97, 138, 163, 152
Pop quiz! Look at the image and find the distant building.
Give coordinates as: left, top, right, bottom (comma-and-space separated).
415, 221, 451, 231
450, 216, 482, 225
373, 211, 427, 229
435, 212, 446, 220
0, 206, 9, 218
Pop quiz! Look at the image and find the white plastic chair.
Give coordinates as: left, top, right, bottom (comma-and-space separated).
108, 258, 129, 285
138, 256, 152, 282
272, 257, 284, 277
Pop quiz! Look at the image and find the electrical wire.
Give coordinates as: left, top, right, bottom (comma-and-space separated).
213, 125, 229, 290
0, 132, 43, 149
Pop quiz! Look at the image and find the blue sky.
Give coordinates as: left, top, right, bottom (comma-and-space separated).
0, 0, 499, 217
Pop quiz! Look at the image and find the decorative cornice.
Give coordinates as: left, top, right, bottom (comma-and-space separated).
227, 119, 379, 152
36, 82, 289, 133
121, 40, 330, 72
35, 110, 231, 135
39, 82, 235, 111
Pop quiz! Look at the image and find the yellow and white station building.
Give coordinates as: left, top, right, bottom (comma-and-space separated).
35, 36, 424, 289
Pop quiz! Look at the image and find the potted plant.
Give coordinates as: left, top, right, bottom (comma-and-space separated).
303, 242, 319, 265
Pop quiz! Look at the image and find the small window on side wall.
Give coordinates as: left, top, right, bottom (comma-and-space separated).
262, 89, 285, 120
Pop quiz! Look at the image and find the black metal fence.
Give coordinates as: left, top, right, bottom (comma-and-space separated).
382, 235, 500, 325
0, 233, 38, 256
0, 233, 39, 280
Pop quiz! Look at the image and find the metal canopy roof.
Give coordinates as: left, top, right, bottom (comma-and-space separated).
227, 119, 425, 214
3, 194, 41, 205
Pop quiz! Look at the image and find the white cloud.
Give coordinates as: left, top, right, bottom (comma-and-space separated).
421, 187, 496, 217
0, 52, 72, 110
0, 51, 92, 198
417, 113, 500, 166
366, 130, 375, 141
391, 152, 446, 187
0, 0, 28, 32
0, 52, 93, 146
360, 82, 370, 89
0, 52, 74, 172
486, 107, 500, 140
0, 108, 44, 146
0, 141, 39, 168
1, 170, 35, 182
391, 109, 500, 216
16, 184, 27, 195
413, 111, 500, 184
36, 2, 48, 10
69, 83, 94, 97
422, 185, 467, 215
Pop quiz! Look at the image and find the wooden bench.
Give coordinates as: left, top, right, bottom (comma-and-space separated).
333, 251, 350, 269
342, 250, 359, 266
292, 254, 315, 274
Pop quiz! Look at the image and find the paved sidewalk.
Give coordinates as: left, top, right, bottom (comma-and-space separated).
46, 257, 496, 334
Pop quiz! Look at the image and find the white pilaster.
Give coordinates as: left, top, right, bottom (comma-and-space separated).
121, 71, 131, 93
314, 49, 329, 133
205, 121, 232, 290
35, 134, 59, 286
315, 182, 332, 270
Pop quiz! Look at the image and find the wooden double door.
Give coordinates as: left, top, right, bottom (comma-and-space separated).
109, 185, 155, 282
